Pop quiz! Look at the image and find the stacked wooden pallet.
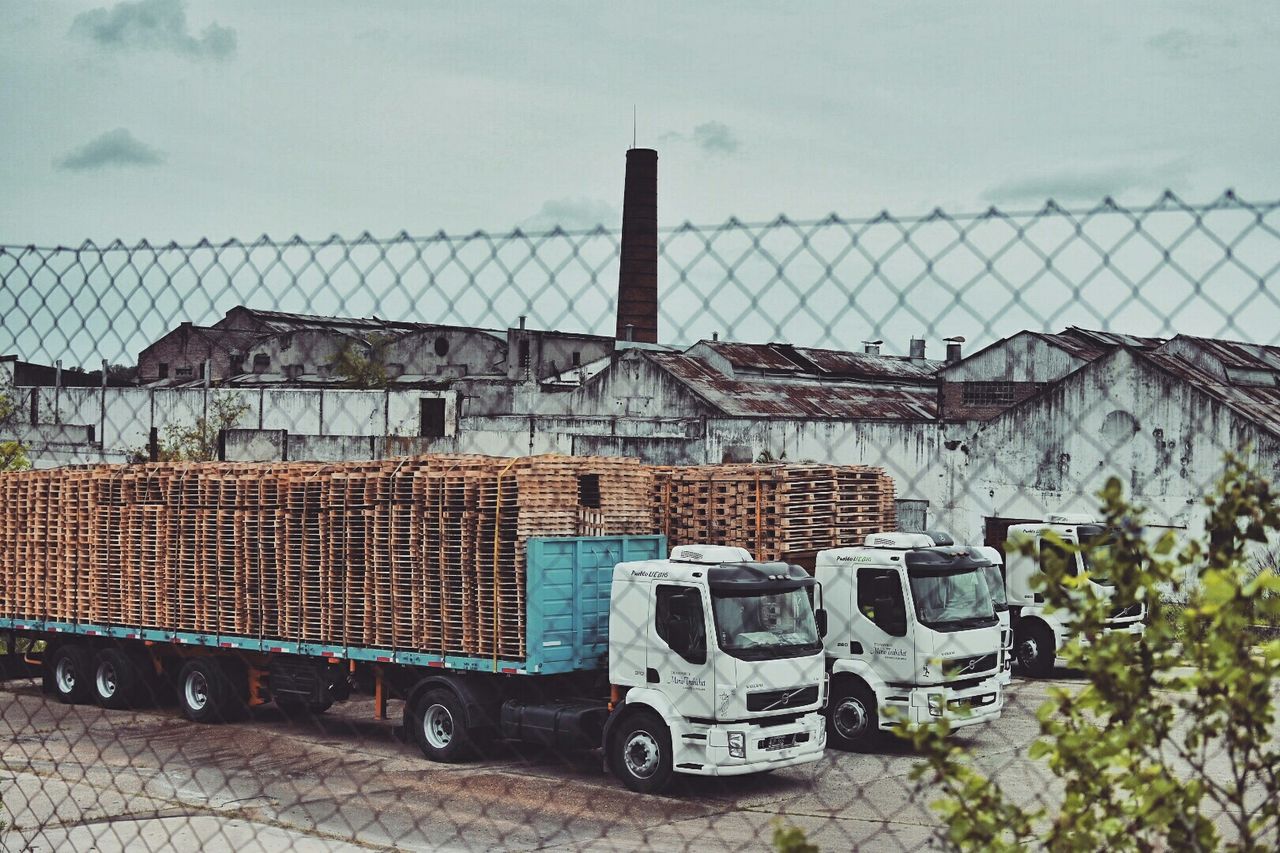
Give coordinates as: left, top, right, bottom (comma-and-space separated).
651, 463, 897, 562
0, 454, 652, 663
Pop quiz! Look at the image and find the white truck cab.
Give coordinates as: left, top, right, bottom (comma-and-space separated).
606, 545, 827, 791
996, 514, 1146, 676
814, 534, 1004, 751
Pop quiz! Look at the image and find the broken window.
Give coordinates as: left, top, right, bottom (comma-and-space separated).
419, 398, 446, 438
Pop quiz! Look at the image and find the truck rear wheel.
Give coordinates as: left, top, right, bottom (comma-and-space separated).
178, 658, 245, 723
610, 711, 674, 794
49, 645, 94, 705
1015, 622, 1056, 677
827, 680, 881, 752
409, 688, 475, 763
93, 648, 143, 710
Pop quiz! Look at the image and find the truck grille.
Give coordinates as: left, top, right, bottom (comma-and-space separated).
942, 653, 997, 678
746, 685, 820, 712
1109, 603, 1143, 621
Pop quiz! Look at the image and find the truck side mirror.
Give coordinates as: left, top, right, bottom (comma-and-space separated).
815, 608, 828, 638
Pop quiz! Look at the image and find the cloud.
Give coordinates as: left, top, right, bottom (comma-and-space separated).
521, 198, 619, 232
984, 160, 1191, 205
70, 0, 236, 61
1146, 28, 1201, 61
661, 120, 741, 156
55, 129, 165, 171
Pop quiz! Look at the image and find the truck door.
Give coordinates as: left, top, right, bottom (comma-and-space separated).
854, 568, 915, 684
648, 584, 715, 719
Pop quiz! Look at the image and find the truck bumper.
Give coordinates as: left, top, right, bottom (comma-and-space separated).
672, 711, 826, 777
892, 680, 1003, 731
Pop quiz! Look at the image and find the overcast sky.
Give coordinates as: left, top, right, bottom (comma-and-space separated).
2, 1, 1279, 366
3, 1, 1278, 246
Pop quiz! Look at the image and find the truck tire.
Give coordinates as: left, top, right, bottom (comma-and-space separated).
177, 658, 244, 723
409, 688, 476, 763
1015, 622, 1056, 677
827, 680, 881, 752
49, 644, 94, 705
92, 648, 143, 710
610, 711, 674, 794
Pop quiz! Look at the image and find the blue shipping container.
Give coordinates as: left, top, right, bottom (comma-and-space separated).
524, 535, 666, 674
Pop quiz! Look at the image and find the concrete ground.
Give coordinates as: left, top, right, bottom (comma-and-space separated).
0, 674, 1252, 851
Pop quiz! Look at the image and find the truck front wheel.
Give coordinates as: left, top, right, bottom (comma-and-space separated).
610, 711, 674, 794
1015, 622, 1056, 677
827, 680, 881, 752
409, 688, 475, 763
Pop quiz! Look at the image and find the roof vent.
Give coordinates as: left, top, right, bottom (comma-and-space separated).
670, 545, 754, 564
864, 532, 936, 550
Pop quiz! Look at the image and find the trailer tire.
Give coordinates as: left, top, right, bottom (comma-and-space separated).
92, 648, 143, 710
610, 711, 674, 794
827, 679, 882, 752
409, 688, 475, 763
49, 644, 94, 705
178, 658, 241, 723
1015, 621, 1056, 677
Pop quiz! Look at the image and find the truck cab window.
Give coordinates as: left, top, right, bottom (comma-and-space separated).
655, 585, 707, 664
857, 568, 907, 637
1040, 540, 1075, 577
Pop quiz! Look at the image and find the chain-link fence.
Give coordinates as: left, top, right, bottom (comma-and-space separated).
1, 191, 1278, 851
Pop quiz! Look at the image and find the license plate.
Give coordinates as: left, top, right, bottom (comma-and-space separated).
759, 735, 793, 751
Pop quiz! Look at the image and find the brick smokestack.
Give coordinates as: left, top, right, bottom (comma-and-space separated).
616, 148, 659, 343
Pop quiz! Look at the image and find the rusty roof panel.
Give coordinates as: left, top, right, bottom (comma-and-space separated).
698, 340, 941, 381
649, 353, 937, 419
1171, 335, 1280, 371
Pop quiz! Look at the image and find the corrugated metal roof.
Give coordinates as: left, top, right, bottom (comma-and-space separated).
696, 340, 940, 381
1141, 350, 1280, 439
648, 352, 937, 419
1169, 335, 1280, 371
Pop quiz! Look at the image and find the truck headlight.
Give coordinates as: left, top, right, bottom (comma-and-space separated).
928, 693, 945, 717
728, 732, 746, 758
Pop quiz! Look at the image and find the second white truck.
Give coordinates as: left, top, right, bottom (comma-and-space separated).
813, 534, 1005, 750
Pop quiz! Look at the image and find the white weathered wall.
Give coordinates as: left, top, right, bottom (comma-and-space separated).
939, 332, 1085, 382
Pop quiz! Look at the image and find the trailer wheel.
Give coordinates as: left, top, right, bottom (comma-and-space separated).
610, 711, 674, 794
827, 680, 881, 752
92, 649, 143, 710
1015, 622, 1055, 677
178, 658, 243, 723
409, 688, 475, 763
49, 645, 94, 705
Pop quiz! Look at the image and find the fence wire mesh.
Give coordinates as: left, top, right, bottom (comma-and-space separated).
0, 191, 1278, 851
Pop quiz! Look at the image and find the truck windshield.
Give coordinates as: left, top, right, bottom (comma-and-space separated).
1078, 525, 1115, 585
980, 563, 1008, 610
711, 588, 822, 660
908, 568, 997, 631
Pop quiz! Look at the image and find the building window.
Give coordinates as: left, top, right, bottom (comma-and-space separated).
229, 355, 245, 375
419, 398, 446, 438
158, 362, 169, 379
571, 351, 581, 367
961, 381, 1048, 407
895, 499, 929, 533
253, 354, 270, 373
175, 367, 193, 378
434, 336, 450, 357
519, 339, 531, 371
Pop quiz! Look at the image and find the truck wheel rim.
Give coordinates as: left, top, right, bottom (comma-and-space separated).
834, 697, 869, 739
1018, 638, 1040, 668
623, 730, 660, 778
96, 662, 117, 698
55, 658, 76, 693
185, 671, 209, 711
423, 704, 453, 749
